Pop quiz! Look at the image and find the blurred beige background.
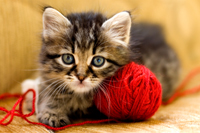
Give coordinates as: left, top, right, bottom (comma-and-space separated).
0, 0, 200, 94
1, 0, 200, 133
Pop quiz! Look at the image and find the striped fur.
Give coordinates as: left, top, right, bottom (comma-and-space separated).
36, 8, 180, 127
37, 8, 132, 127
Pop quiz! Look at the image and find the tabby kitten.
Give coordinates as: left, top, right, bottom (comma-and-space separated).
22, 7, 180, 127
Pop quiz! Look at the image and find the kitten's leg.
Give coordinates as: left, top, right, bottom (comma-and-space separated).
37, 91, 71, 127
21, 78, 39, 111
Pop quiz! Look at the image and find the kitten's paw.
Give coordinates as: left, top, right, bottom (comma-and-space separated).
37, 111, 71, 127
21, 78, 40, 93
21, 78, 40, 111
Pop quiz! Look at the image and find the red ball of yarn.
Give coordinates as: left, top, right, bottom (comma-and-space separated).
94, 62, 162, 121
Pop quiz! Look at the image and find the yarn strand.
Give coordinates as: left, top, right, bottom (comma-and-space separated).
1, 65, 200, 130
0, 89, 119, 130
163, 67, 200, 105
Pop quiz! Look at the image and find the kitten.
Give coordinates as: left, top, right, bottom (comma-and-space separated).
22, 7, 180, 127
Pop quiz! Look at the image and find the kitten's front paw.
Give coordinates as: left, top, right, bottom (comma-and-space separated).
21, 79, 39, 111
37, 111, 71, 127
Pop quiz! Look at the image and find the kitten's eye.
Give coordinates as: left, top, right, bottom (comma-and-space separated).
62, 54, 75, 65
92, 56, 105, 67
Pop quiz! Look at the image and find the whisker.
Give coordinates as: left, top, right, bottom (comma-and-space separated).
44, 80, 64, 102
35, 79, 63, 101
38, 78, 59, 85
51, 82, 66, 102
61, 83, 69, 104
102, 76, 130, 82
101, 81, 132, 89
98, 83, 111, 118
22, 69, 45, 71
51, 87, 62, 104
101, 82, 132, 105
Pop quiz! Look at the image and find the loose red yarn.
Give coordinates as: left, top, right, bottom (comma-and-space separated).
0, 89, 118, 130
94, 62, 162, 121
162, 67, 200, 105
1, 62, 200, 130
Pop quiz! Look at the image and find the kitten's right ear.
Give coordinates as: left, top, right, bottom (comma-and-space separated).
43, 8, 72, 41
101, 11, 131, 46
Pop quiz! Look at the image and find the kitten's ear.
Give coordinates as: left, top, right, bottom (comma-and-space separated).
43, 8, 72, 40
101, 11, 131, 45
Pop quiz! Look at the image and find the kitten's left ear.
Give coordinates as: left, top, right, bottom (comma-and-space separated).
101, 11, 131, 45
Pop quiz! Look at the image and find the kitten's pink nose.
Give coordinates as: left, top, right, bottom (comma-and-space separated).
77, 74, 86, 83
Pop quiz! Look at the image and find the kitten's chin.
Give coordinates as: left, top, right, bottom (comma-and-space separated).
75, 85, 92, 93
68, 79, 101, 94
70, 83, 93, 93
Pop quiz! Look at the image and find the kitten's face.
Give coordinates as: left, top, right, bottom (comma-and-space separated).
39, 8, 131, 93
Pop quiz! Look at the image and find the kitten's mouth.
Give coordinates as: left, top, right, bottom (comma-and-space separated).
67, 78, 99, 93
78, 83, 85, 88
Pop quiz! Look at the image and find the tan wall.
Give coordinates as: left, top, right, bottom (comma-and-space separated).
0, 0, 200, 94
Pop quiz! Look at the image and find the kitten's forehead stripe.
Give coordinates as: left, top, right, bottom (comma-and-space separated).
71, 44, 75, 53
92, 47, 96, 55
66, 12, 107, 51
